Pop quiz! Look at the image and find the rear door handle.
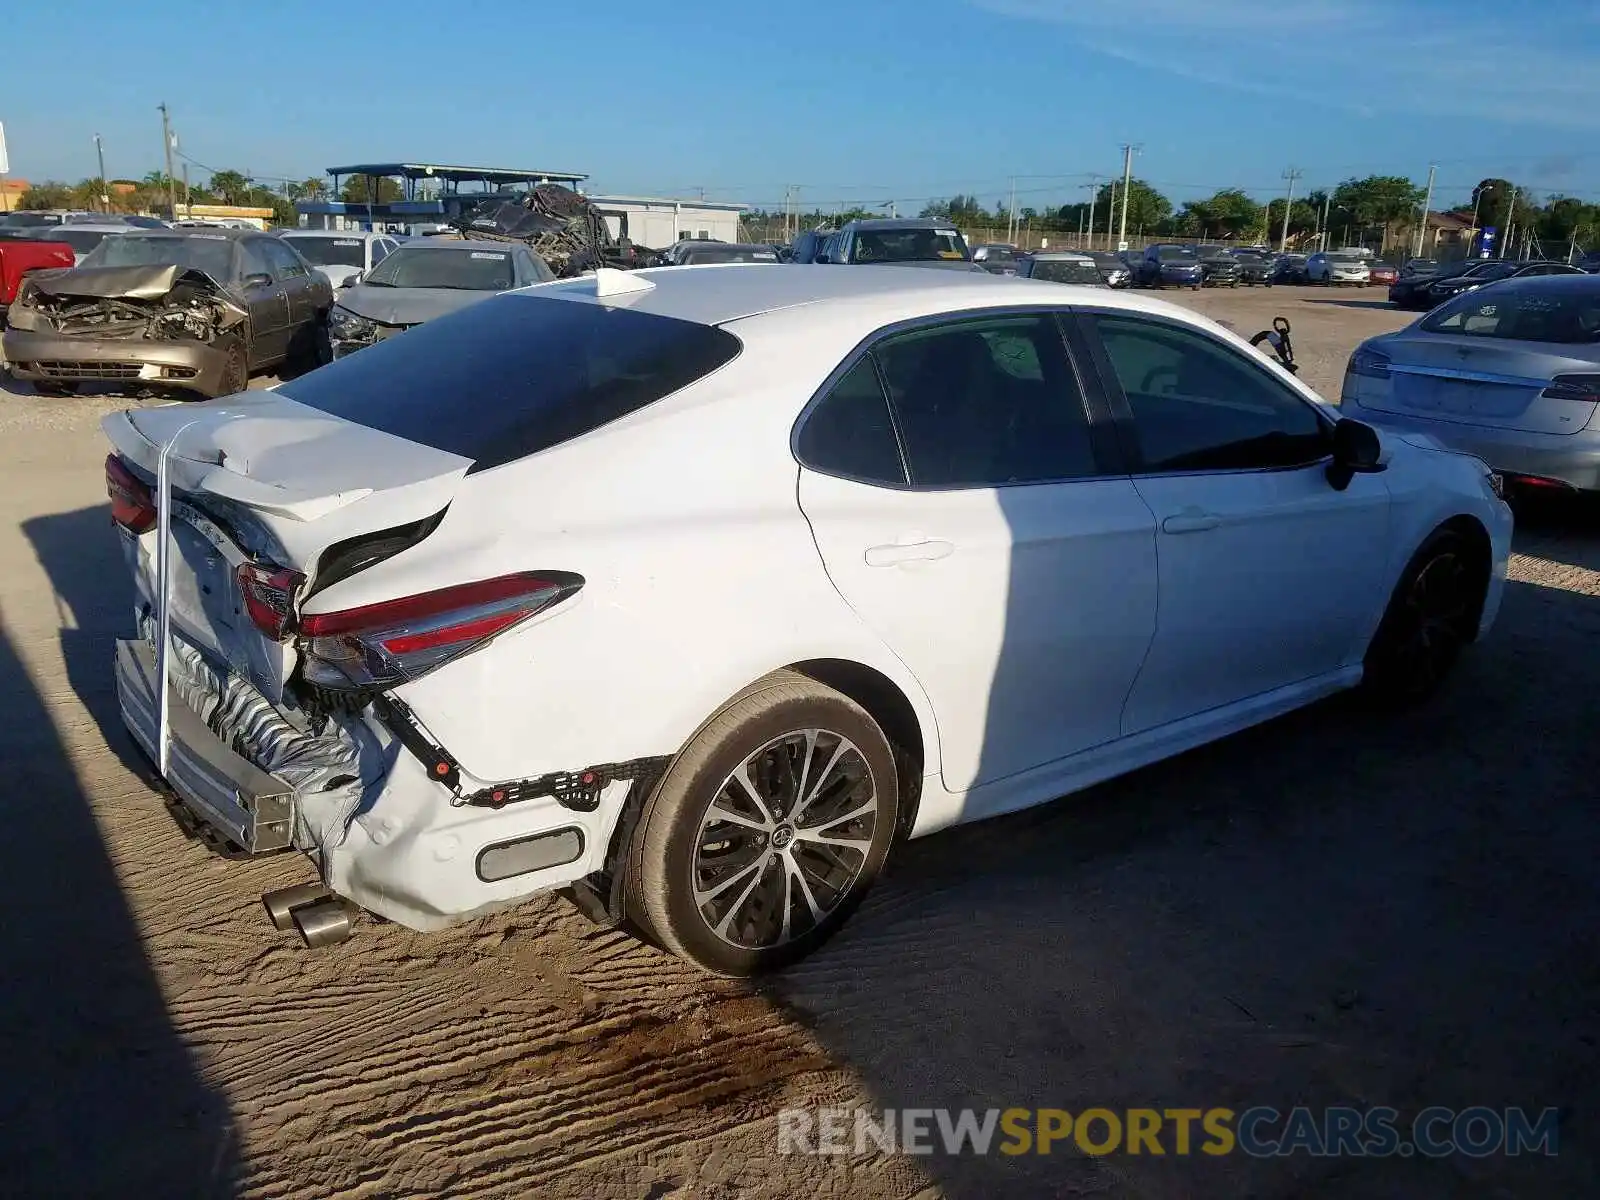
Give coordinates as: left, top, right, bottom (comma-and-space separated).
1161, 510, 1221, 534
865, 539, 955, 567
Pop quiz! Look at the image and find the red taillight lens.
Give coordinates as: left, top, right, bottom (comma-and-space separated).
298, 572, 583, 690
105, 454, 157, 534
1542, 374, 1600, 403
237, 563, 306, 641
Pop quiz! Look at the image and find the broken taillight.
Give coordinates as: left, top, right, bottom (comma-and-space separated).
105, 454, 157, 534
237, 563, 307, 641
297, 571, 583, 690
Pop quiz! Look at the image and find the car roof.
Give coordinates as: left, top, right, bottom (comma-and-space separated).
42, 223, 134, 234
840, 218, 961, 231
124, 227, 257, 240
282, 228, 383, 238
1024, 250, 1094, 261
389, 238, 518, 253
528, 262, 1207, 327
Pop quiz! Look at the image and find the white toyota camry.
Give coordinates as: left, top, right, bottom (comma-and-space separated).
104, 264, 1512, 975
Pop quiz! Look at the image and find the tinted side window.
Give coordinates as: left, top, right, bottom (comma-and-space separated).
796, 359, 907, 485
264, 240, 307, 278
240, 240, 274, 279
370, 240, 391, 265
1094, 315, 1329, 473
873, 314, 1099, 487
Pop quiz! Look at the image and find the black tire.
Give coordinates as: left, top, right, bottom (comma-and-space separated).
285, 312, 333, 378
32, 380, 79, 397
626, 669, 898, 976
213, 337, 248, 398
1361, 528, 1483, 707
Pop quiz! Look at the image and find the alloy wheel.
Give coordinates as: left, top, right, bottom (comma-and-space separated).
692, 729, 879, 949
1389, 551, 1471, 691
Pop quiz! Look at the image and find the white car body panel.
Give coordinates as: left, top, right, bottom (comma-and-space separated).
101, 266, 1514, 932
281, 231, 395, 289
1121, 464, 1390, 733
800, 470, 1158, 793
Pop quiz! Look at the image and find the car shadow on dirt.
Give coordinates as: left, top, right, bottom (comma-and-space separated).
22, 503, 154, 780
0, 616, 239, 1195
1507, 494, 1600, 572
1300, 298, 1398, 311
770, 576, 1600, 1198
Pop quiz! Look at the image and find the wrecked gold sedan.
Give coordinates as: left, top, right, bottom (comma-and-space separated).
2, 228, 332, 398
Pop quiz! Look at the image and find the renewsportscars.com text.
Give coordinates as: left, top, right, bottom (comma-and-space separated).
777, 1106, 1560, 1158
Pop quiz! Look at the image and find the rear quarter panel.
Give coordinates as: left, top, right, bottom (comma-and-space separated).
305, 315, 944, 786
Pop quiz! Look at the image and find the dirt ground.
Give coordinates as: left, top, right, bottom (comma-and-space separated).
2, 284, 1596, 1199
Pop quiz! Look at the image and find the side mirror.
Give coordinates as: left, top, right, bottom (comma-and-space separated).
243, 272, 272, 289
1326, 417, 1385, 491
342, 272, 361, 287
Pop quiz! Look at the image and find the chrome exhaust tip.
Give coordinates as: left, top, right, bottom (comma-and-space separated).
291, 897, 357, 949
262, 883, 332, 930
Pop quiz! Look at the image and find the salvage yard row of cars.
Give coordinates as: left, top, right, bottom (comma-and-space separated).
4, 202, 1598, 977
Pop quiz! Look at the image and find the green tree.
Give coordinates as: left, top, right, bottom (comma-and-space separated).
1536, 195, 1598, 245
1262, 197, 1321, 243
341, 176, 403, 204
1332, 175, 1427, 250
208, 170, 250, 205
286, 177, 328, 203
19, 180, 72, 210
1470, 178, 1515, 234
1091, 178, 1172, 238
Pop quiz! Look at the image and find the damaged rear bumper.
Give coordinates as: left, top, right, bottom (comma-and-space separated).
116, 637, 296, 853
114, 628, 630, 932
2, 329, 230, 392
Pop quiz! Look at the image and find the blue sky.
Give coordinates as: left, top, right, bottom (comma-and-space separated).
6, 0, 1600, 215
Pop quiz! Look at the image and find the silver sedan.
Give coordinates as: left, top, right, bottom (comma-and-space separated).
1340, 273, 1600, 494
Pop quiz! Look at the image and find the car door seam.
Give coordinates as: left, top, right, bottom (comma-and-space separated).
1119, 478, 1165, 738
790, 463, 948, 778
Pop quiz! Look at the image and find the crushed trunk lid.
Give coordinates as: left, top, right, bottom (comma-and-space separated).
102, 391, 472, 569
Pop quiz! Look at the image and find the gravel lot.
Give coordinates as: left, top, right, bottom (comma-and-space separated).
2, 284, 1597, 1199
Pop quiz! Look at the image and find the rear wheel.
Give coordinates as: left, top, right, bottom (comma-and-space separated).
285, 312, 333, 377
1361, 528, 1482, 707
626, 671, 898, 976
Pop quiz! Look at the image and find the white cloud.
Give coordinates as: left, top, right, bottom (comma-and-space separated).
973, 0, 1600, 128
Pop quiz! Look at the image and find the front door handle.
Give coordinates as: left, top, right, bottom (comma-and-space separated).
865, 539, 955, 567
1161, 509, 1221, 534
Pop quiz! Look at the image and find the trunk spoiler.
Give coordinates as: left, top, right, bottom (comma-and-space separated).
104, 410, 375, 522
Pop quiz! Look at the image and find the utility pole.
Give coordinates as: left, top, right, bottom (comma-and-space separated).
1106, 180, 1116, 251
1468, 184, 1489, 257
1088, 176, 1100, 251
1501, 186, 1516, 259
1117, 143, 1137, 251
1278, 166, 1302, 252
1319, 191, 1332, 250
182, 164, 190, 216
1085, 177, 1099, 252
1414, 163, 1436, 259
158, 103, 177, 218
93, 133, 109, 211
1007, 176, 1017, 244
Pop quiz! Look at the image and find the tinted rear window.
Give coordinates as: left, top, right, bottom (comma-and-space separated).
1419, 281, 1600, 343
274, 293, 742, 472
